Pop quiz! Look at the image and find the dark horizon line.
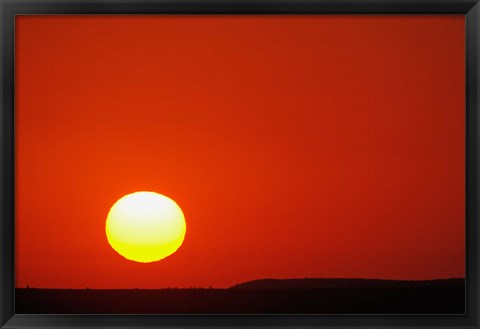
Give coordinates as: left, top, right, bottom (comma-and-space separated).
16, 277, 466, 290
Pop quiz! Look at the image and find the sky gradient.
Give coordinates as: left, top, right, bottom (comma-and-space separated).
15, 15, 465, 289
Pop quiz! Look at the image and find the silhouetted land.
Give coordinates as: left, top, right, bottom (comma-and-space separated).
16, 278, 464, 314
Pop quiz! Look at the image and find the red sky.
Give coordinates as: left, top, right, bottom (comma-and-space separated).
15, 15, 465, 289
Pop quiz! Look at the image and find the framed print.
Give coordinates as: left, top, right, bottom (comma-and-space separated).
1, 0, 479, 328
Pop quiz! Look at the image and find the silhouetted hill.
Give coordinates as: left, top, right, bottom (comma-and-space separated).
229, 277, 464, 290
16, 278, 465, 314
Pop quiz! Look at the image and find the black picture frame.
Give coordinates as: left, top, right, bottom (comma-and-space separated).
1, 0, 478, 328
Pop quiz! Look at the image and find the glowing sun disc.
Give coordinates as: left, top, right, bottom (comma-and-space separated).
105, 191, 186, 263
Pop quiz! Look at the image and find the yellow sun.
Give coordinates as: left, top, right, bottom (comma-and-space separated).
105, 191, 186, 263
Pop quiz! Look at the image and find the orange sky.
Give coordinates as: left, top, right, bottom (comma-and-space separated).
15, 15, 465, 289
